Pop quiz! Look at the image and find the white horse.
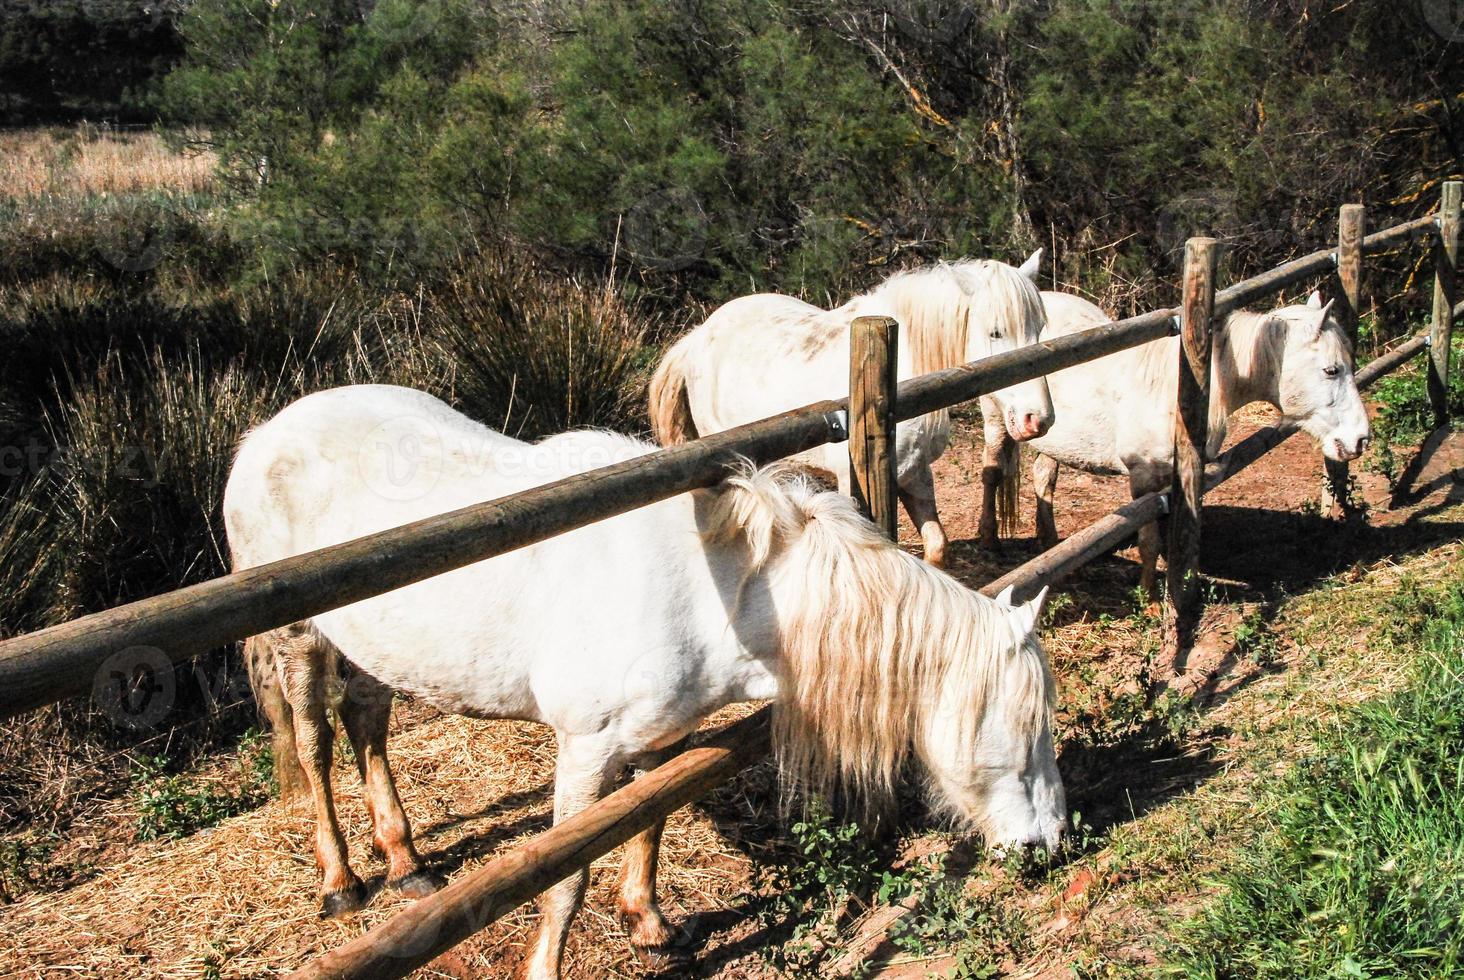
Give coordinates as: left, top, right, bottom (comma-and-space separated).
648, 256, 1054, 566
978, 290, 1371, 595
225, 385, 1065, 980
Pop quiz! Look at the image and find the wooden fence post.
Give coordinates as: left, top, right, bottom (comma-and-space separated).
1166, 237, 1219, 673
849, 315, 899, 540
1324, 203, 1366, 516
1430, 180, 1462, 427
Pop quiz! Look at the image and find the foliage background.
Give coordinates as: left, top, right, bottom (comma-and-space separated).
144, 0, 1464, 304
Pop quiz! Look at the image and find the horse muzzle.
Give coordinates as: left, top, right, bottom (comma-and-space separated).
1007, 410, 1051, 441
1329, 434, 1370, 462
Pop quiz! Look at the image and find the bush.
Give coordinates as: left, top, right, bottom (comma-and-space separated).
1364, 335, 1464, 486
145, 0, 1464, 312
432, 253, 663, 438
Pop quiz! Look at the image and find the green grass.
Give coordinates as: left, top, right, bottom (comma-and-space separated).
133, 728, 275, 841
1364, 333, 1464, 486
1167, 577, 1464, 978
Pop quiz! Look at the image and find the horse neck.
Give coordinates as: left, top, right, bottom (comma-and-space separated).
1213, 311, 1283, 420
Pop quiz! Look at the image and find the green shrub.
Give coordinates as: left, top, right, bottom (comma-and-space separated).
1365, 335, 1464, 487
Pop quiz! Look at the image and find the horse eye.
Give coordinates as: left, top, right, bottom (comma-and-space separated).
1324, 365, 1341, 378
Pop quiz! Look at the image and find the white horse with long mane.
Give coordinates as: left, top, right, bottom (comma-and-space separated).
226, 385, 1066, 980
648, 256, 1054, 566
978, 289, 1371, 595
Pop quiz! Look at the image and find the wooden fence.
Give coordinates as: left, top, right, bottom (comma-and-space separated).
0, 182, 1459, 979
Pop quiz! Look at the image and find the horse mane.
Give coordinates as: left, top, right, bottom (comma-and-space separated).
1209, 310, 1296, 453
858, 260, 1046, 378
704, 461, 1054, 826
1121, 309, 1285, 457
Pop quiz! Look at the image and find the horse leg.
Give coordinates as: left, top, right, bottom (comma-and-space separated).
338, 662, 440, 898
1033, 452, 1061, 551
898, 462, 947, 566
522, 736, 618, 980
1128, 466, 1163, 606
617, 745, 685, 968
274, 625, 366, 916
1137, 521, 1162, 606
978, 397, 1009, 550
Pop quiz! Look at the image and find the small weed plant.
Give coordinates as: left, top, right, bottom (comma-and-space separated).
133, 728, 275, 841
1365, 334, 1464, 488
758, 801, 937, 973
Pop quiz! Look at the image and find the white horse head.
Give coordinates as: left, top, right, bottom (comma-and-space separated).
924, 255, 1054, 440
922, 582, 1066, 849
1269, 291, 1370, 461
727, 469, 1067, 849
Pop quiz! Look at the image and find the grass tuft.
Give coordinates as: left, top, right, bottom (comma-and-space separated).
1169, 578, 1464, 977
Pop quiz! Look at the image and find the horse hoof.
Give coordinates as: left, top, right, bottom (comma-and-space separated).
389, 870, 444, 899
632, 942, 693, 974
320, 881, 369, 918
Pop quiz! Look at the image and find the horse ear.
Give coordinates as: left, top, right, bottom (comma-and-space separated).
995, 584, 1017, 607
1306, 290, 1324, 310
1314, 297, 1336, 337
1009, 586, 1049, 636
1017, 248, 1042, 282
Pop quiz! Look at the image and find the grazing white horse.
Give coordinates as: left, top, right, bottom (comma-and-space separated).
226, 385, 1065, 980
978, 290, 1371, 595
649, 256, 1054, 566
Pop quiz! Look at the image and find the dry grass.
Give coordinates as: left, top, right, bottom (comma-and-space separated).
0, 126, 216, 201
0, 702, 769, 979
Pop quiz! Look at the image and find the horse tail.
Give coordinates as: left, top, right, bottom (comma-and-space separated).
244, 629, 309, 802
648, 335, 699, 446
997, 437, 1022, 538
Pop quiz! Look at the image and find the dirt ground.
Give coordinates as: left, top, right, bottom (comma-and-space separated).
3, 405, 1463, 980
